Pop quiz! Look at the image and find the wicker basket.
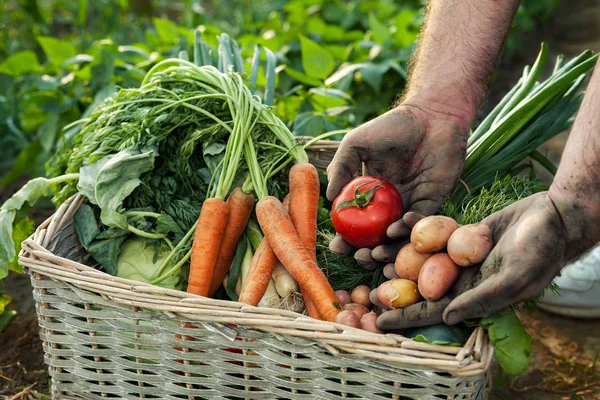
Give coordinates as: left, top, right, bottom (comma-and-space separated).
19, 142, 494, 400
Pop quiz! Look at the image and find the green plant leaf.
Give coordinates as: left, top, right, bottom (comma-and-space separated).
284, 67, 322, 87
0, 178, 56, 278
0, 51, 40, 76
0, 293, 11, 312
299, 35, 335, 79
325, 63, 366, 86
38, 113, 59, 153
88, 235, 127, 276
478, 308, 532, 375
369, 13, 390, 43
0, 140, 43, 188
8, 216, 35, 273
309, 87, 352, 111
153, 18, 179, 44
0, 310, 17, 332
79, 149, 156, 229
38, 36, 77, 66
74, 204, 101, 248
393, 10, 419, 47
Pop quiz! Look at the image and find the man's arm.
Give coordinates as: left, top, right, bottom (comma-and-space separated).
549, 62, 600, 259
401, 0, 521, 132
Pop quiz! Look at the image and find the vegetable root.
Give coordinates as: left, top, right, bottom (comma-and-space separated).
410, 216, 459, 253
418, 253, 461, 301
208, 188, 255, 297
394, 243, 433, 282
288, 163, 321, 319
256, 196, 340, 321
335, 310, 362, 328
238, 238, 278, 305
187, 198, 230, 296
376, 279, 420, 309
447, 224, 493, 266
350, 285, 372, 308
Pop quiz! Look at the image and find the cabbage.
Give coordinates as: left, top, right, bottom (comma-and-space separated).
116, 239, 182, 290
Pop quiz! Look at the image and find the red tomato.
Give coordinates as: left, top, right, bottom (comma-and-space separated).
331, 176, 403, 249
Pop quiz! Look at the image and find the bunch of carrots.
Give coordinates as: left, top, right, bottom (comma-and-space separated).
186, 163, 341, 322
180, 73, 340, 322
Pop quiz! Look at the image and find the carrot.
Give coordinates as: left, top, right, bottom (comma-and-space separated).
238, 239, 278, 305
256, 196, 341, 322
288, 163, 321, 319
289, 164, 319, 258
238, 195, 290, 305
187, 198, 230, 296
208, 188, 255, 297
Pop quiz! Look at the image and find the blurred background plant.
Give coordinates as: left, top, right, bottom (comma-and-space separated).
0, 0, 560, 189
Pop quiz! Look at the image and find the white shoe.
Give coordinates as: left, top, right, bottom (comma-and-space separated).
538, 242, 600, 318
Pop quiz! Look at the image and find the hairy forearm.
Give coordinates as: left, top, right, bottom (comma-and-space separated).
401, 0, 520, 131
549, 61, 600, 254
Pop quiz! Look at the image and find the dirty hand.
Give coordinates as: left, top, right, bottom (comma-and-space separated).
326, 104, 468, 269
377, 191, 583, 331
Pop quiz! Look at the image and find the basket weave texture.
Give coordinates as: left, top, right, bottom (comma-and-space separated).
19, 143, 494, 399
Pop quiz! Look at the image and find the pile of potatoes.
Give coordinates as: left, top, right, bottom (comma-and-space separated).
333, 285, 384, 333
380, 216, 493, 309
334, 216, 493, 331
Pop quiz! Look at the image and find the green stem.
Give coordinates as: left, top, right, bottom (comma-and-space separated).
125, 211, 162, 219
529, 150, 557, 175
153, 221, 197, 278
151, 248, 192, 285
49, 173, 80, 185
302, 129, 350, 148
127, 225, 166, 239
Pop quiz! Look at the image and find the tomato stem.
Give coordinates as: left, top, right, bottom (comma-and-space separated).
335, 180, 384, 211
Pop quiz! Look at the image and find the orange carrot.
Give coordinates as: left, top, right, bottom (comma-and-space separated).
289, 163, 319, 259
187, 198, 230, 296
288, 163, 321, 319
238, 195, 290, 305
256, 196, 340, 322
208, 188, 255, 297
238, 238, 278, 305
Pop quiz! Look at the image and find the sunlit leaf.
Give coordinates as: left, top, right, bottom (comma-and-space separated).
300, 35, 335, 79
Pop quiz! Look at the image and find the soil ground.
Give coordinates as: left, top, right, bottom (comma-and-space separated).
1, 1, 600, 398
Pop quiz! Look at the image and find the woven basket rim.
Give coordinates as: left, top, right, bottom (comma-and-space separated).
20, 192, 494, 377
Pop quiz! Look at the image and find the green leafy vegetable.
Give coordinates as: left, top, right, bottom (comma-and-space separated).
116, 239, 183, 290
477, 308, 532, 376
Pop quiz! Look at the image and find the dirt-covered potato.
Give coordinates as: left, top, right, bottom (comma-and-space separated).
410, 216, 459, 252
447, 224, 493, 266
343, 303, 369, 319
394, 243, 434, 281
335, 310, 362, 328
335, 290, 352, 307
418, 253, 460, 301
351, 285, 372, 307
360, 312, 383, 334
376, 279, 420, 309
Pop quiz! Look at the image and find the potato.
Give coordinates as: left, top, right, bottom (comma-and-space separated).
410, 216, 459, 253
376, 279, 420, 309
335, 310, 362, 328
418, 253, 461, 301
360, 312, 383, 334
447, 224, 493, 266
343, 303, 369, 319
383, 263, 399, 280
369, 288, 389, 310
335, 290, 352, 307
351, 285, 372, 307
394, 243, 434, 282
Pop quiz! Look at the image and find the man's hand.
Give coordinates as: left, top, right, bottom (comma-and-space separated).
377, 192, 573, 330
326, 103, 468, 268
